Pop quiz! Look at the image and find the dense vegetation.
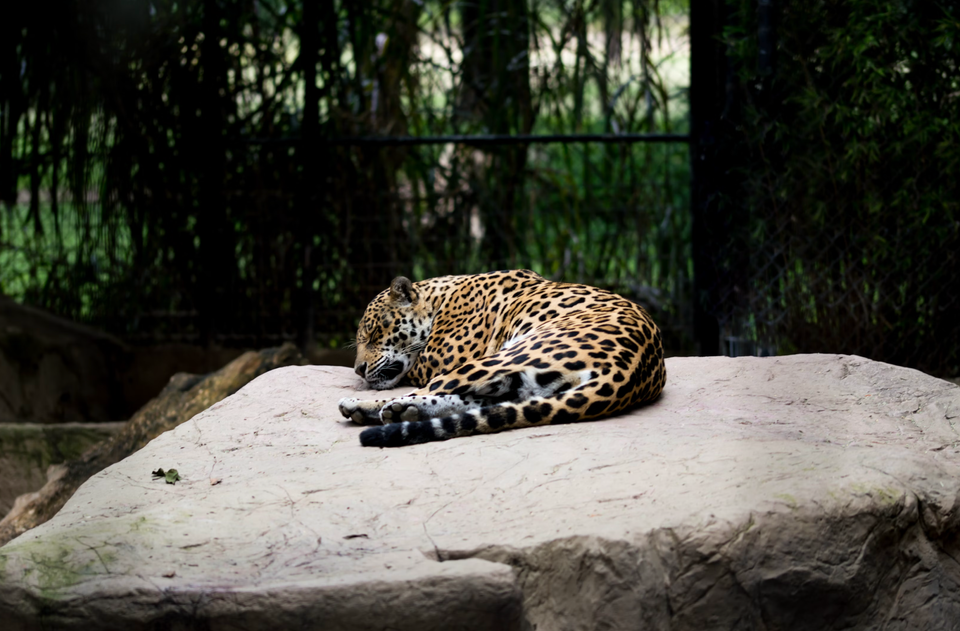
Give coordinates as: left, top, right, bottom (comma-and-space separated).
716, 0, 960, 375
3, 0, 958, 376
1, 0, 690, 349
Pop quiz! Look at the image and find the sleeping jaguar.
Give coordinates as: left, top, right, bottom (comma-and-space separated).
339, 269, 665, 447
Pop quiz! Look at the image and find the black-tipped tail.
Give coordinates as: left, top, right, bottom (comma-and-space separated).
357, 397, 584, 448
360, 420, 449, 448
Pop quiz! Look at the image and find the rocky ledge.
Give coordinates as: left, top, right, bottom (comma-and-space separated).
1, 355, 960, 631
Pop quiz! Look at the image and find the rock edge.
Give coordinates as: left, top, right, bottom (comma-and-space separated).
1, 355, 960, 630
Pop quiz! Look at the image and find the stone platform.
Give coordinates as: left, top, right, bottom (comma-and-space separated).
2, 355, 960, 630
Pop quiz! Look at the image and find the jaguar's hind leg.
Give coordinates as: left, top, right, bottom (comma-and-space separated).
377, 365, 596, 424
379, 394, 483, 423
340, 393, 484, 425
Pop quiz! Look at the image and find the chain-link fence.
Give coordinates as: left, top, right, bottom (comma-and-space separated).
5, 0, 957, 377
308, 137, 692, 350
0, 1, 694, 353
702, 0, 960, 376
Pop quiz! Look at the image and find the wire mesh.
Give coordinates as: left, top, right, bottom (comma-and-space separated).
1, 0, 694, 353
314, 139, 693, 350
705, 0, 960, 377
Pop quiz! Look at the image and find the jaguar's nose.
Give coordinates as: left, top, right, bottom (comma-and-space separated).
354, 362, 368, 378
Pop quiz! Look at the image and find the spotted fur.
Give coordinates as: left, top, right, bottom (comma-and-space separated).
338, 269, 666, 447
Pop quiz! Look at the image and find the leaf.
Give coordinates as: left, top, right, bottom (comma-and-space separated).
152, 467, 180, 484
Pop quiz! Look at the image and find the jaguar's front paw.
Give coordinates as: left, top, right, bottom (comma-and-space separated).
338, 398, 383, 425
338, 397, 362, 423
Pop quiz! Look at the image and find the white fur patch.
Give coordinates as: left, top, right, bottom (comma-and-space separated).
500, 329, 534, 350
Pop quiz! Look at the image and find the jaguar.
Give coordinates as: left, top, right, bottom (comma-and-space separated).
338, 269, 665, 447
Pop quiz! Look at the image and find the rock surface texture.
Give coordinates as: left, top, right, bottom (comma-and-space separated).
1, 355, 960, 631
0, 344, 304, 547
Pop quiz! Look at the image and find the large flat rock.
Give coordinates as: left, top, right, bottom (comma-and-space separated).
2, 355, 960, 630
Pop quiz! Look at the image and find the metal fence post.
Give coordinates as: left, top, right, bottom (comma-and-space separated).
690, 0, 724, 356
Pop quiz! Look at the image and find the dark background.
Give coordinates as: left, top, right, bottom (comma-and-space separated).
2, 0, 958, 378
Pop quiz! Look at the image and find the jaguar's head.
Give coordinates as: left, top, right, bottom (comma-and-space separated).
352, 276, 432, 389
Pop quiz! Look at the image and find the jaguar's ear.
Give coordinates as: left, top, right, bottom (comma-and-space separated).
388, 276, 418, 306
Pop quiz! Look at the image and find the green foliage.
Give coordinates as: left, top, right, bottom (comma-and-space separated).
1, 0, 691, 349
719, 0, 960, 375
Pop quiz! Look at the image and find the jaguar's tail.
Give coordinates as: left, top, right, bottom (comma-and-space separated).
359, 391, 621, 448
